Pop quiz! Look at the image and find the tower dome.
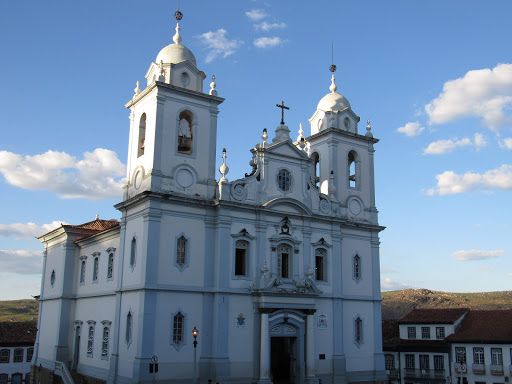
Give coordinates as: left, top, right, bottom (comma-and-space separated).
316, 74, 350, 112
156, 43, 197, 66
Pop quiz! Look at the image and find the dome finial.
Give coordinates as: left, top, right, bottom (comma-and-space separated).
219, 148, 229, 182
329, 74, 337, 93
209, 75, 218, 96
173, 9, 183, 44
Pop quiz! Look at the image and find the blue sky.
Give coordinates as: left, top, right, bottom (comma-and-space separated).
0, 0, 511, 300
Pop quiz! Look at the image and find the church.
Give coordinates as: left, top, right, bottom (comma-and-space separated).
33, 11, 387, 384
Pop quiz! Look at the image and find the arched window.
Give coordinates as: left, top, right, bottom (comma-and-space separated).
13, 349, 23, 363
80, 260, 86, 284
353, 254, 361, 281
355, 317, 363, 344
137, 113, 146, 158
315, 248, 327, 281
130, 238, 136, 268
348, 150, 358, 188
0, 374, 7, 384
311, 152, 320, 188
235, 240, 249, 276
126, 312, 132, 345
93, 257, 99, 282
107, 252, 114, 279
277, 244, 292, 279
0, 349, 9, 363
50, 270, 56, 287
177, 110, 193, 155
172, 312, 184, 346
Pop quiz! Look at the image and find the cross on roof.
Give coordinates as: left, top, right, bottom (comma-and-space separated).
276, 100, 290, 125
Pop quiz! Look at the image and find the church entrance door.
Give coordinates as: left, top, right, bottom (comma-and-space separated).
271, 336, 298, 384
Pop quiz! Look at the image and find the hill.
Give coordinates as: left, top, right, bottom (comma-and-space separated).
382, 289, 512, 320
0, 299, 39, 322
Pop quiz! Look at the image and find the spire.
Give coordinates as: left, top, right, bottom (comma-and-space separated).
173, 10, 183, 44
329, 74, 337, 93
219, 148, 229, 182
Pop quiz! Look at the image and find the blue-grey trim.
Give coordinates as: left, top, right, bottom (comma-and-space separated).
174, 233, 190, 272
171, 308, 187, 351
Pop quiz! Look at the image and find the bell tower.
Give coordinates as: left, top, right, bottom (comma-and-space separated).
306, 68, 379, 223
123, 12, 224, 201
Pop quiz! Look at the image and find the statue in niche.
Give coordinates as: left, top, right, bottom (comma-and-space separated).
178, 117, 192, 152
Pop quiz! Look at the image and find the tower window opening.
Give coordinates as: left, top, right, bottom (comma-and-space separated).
177, 111, 193, 155
312, 152, 320, 188
130, 238, 136, 268
348, 151, 357, 188
235, 240, 249, 276
315, 248, 326, 281
137, 113, 146, 158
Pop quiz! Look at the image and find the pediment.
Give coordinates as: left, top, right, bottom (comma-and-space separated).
264, 198, 312, 215
266, 140, 309, 160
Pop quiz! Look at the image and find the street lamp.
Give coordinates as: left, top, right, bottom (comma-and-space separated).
192, 327, 199, 384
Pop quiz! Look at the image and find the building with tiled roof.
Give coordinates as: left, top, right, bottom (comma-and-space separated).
382, 309, 512, 384
0, 322, 37, 384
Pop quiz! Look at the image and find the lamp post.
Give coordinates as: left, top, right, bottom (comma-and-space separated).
192, 326, 199, 384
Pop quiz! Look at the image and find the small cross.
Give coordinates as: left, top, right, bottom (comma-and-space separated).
276, 100, 290, 125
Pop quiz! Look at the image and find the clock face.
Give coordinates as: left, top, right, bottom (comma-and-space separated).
344, 117, 350, 129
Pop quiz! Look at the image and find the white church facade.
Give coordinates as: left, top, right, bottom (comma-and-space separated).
33, 13, 387, 384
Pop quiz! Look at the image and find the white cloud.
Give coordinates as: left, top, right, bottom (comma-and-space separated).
381, 277, 413, 291
254, 37, 285, 48
397, 122, 424, 137
424, 133, 487, 155
197, 29, 243, 63
428, 164, 512, 195
499, 138, 512, 150
255, 21, 287, 31
0, 149, 125, 199
451, 249, 505, 261
0, 221, 65, 239
245, 9, 268, 21
0, 250, 42, 275
425, 63, 512, 131
424, 137, 471, 154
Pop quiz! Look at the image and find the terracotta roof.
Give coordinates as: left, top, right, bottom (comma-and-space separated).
66, 219, 119, 231
0, 322, 37, 346
399, 308, 468, 324
446, 310, 512, 343
382, 319, 400, 347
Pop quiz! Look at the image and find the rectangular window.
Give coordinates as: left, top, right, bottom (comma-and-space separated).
102, 327, 109, 358
27, 348, 33, 362
235, 240, 248, 276
0, 374, 7, 384
408, 327, 416, 339
0, 349, 9, 363
474, 347, 485, 364
434, 355, 444, 370
80, 260, 86, 284
436, 327, 445, 339
277, 244, 291, 279
420, 355, 430, 370
385, 354, 395, 370
456, 347, 467, 364
355, 317, 363, 344
405, 354, 415, 369
87, 326, 94, 356
491, 348, 502, 365
13, 349, 23, 363
315, 254, 325, 281
93, 257, 99, 282
173, 312, 184, 345
353, 254, 361, 280
422, 327, 430, 339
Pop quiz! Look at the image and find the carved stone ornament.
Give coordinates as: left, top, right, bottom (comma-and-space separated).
231, 182, 248, 201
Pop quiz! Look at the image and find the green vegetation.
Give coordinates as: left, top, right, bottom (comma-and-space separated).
0, 299, 39, 322
382, 289, 512, 319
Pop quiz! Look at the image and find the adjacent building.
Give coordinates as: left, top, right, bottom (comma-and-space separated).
0, 322, 37, 384
383, 309, 512, 384
33, 12, 386, 384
